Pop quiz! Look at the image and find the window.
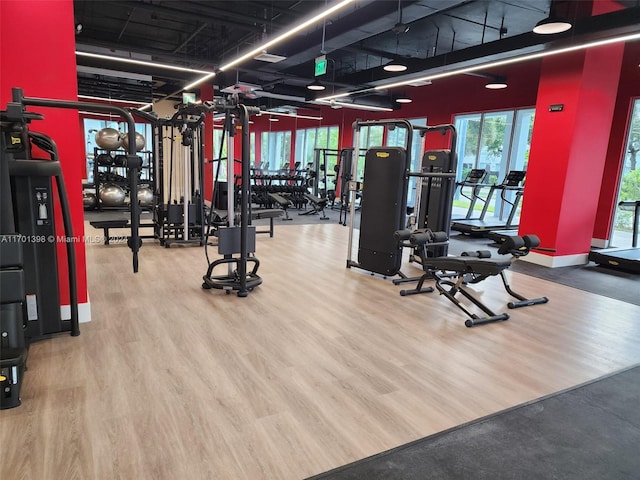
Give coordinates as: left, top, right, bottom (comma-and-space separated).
612, 98, 640, 246
386, 118, 427, 208
454, 109, 534, 218
211, 129, 255, 183
295, 126, 339, 195
295, 126, 339, 168
260, 131, 292, 171
212, 128, 228, 181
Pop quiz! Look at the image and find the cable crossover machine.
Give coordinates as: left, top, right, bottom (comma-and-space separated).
202, 102, 262, 297
345, 119, 458, 279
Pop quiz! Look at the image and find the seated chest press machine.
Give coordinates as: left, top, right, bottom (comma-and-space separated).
399, 233, 549, 327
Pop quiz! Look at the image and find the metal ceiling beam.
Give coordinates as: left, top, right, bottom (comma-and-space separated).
337, 5, 640, 88
107, 0, 275, 32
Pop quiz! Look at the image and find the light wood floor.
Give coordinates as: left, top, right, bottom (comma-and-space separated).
3, 222, 640, 480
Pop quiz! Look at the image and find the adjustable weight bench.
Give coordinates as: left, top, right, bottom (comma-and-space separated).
400, 234, 549, 327
267, 192, 293, 221
300, 193, 329, 220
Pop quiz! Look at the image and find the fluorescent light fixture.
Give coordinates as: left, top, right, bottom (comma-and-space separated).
383, 61, 408, 72
218, 0, 354, 72
318, 100, 393, 112
139, 103, 153, 111
183, 73, 217, 92
75, 51, 213, 75
269, 116, 280, 122
316, 90, 355, 102
261, 110, 323, 121
373, 31, 640, 93
533, 17, 572, 35
307, 79, 326, 91
395, 95, 412, 103
253, 52, 287, 63
78, 94, 149, 105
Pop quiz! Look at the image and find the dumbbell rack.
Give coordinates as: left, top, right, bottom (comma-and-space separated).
93, 147, 154, 210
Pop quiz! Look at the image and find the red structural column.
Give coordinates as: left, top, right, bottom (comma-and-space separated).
519, 43, 625, 266
1, 0, 90, 319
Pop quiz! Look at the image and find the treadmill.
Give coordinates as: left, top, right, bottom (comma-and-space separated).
452, 168, 489, 221
588, 200, 640, 273
451, 170, 526, 236
486, 189, 525, 244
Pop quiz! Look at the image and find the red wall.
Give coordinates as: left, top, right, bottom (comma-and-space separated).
1, 0, 88, 308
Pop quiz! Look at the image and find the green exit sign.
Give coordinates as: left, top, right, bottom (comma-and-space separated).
182, 92, 196, 104
315, 55, 327, 76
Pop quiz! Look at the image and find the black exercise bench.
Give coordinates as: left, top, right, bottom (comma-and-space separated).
300, 193, 329, 220
399, 233, 549, 327
267, 192, 293, 221
89, 220, 155, 245
251, 209, 285, 237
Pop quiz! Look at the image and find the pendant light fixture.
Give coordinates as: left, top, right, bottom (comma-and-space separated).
383, 0, 408, 73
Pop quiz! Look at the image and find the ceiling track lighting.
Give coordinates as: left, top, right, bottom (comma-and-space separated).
77, 94, 150, 105
75, 51, 212, 75
260, 110, 323, 121
318, 31, 640, 102
181, 0, 354, 91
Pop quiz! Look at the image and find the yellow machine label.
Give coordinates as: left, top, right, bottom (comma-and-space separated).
0, 375, 6, 382
376, 151, 390, 158
609, 261, 620, 266
428, 155, 437, 160
11, 135, 22, 145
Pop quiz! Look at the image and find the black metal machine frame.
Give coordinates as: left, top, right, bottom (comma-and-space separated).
400, 234, 549, 327
345, 119, 457, 278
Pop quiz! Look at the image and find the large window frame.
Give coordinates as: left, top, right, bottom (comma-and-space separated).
611, 97, 640, 246
454, 108, 534, 218
260, 130, 292, 172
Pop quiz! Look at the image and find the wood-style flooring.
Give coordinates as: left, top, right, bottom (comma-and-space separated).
2, 222, 640, 480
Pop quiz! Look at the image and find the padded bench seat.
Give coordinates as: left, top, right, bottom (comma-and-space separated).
89, 220, 155, 245
423, 257, 512, 276
251, 209, 284, 237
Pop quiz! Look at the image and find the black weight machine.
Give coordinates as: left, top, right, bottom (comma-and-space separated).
155, 103, 208, 247
399, 233, 549, 327
345, 119, 457, 279
202, 103, 262, 297
1, 89, 106, 407
7, 89, 145, 272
